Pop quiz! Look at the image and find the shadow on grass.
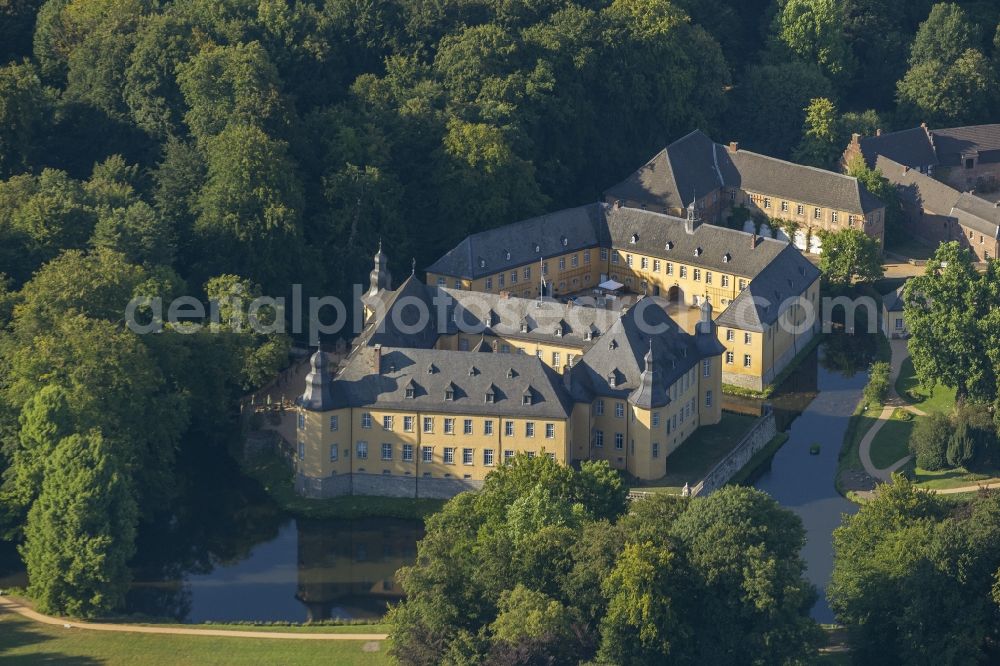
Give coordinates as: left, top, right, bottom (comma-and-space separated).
0, 613, 101, 665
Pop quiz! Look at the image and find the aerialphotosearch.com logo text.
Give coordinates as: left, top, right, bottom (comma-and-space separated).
125, 284, 886, 342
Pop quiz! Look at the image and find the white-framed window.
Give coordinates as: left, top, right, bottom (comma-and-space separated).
571, 254, 579, 267
559, 257, 566, 270
726, 329, 735, 341
895, 318, 904, 330
763, 197, 771, 209
383, 415, 393, 431
601, 247, 609, 261
526, 422, 535, 437
329, 415, 338, 431
422, 446, 433, 463
666, 263, 674, 275
680, 266, 688, 278
615, 402, 624, 418
356, 441, 368, 460
652, 442, 659, 458
505, 420, 514, 436
703, 359, 711, 377
721, 275, 729, 287
814, 207, 822, 220
361, 412, 372, 429
652, 412, 660, 427
444, 447, 455, 464
437, 276, 446, 286
462, 448, 474, 465
595, 400, 604, 415
546, 452, 555, 461
614, 433, 624, 449
483, 449, 494, 466
640, 257, 648, 269
297, 441, 305, 460
653, 259, 660, 272
444, 418, 455, 434
706, 271, 712, 285
504, 449, 515, 461
511, 270, 518, 284
552, 352, 561, 367
738, 279, 747, 290
595, 430, 604, 447
403, 416, 414, 432
705, 390, 713, 407
486, 277, 493, 290
381, 443, 392, 460
726, 351, 734, 364
781, 201, 788, 212
463, 419, 473, 435
484, 420, 494, 435
402, 444, 414, 462
423, 417, 433, 433
693, 268, 701, 281
545, 423, 555, 438
330, 444, 338, 461
744, 332, 752, 344
797, 204, 804, 215
832, 211, 838, 223
744, 354, 752, 368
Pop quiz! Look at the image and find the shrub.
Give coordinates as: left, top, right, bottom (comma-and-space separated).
908, 413, 951, 470
863, 361, 891, 407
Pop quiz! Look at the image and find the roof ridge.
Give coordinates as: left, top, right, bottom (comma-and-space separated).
725, 144, 864, 184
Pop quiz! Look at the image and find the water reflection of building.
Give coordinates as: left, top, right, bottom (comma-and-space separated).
295, 518, 423, 621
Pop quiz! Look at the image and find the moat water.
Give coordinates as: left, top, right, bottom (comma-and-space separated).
0, 334, 876, 624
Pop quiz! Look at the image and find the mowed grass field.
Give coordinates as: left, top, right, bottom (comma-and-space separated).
0, 612, 391, 666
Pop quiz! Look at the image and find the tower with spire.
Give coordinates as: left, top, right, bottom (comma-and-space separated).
368, 241, 392, 296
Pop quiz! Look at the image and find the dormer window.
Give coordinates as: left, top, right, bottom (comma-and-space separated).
561, 236, 568, 247
503, 249, 511, 260
694, 247, 703, 256
485, 390, 495, 404
469, 366, 476, 376
630, 233, 639, 244
534, 243, 540, 253
608, 373, 617, 388
507, 368, 515, 379
723, 252, 731, 263
609, 339, 618, 350
521, 321, 529, 333
583, 330, 592, 341
479, 258, 486, 268
665, 241, 674, 250
554, 326, 562, 337
427, 364, 436, 374
405, 386, 415, 399
522, 388, 533, 406
445, 388, 455, 401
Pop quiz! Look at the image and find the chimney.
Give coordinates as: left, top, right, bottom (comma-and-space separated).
492, 339, 499, 352
920, 122, 927, 130
876, 128, 882, 136
697, 300, 713, 335
728, 141, 739, 153
373, 343, 382, 374
903, 166, 909, 174
613, 199, 622, 210
751, 232, 758, 249
851, 132, 860, 144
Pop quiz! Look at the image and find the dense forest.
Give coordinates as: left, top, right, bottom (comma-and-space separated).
1, 0, 1000, 616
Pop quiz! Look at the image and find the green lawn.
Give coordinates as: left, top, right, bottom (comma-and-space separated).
868, 410, 914, 470
0, 612, 389, 665
634, 413, 758, 491
894, 358, 956, 415
901, 460, 1000, 490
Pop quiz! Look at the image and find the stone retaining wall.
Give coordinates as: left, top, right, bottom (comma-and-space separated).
294, 471, 482, 499
692, 409, 777, 496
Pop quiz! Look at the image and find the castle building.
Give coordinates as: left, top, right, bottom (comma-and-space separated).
605, 129, 886, 253
295, 249, 726, 498
843, 124, 1000, 262
426, 201, 820, 391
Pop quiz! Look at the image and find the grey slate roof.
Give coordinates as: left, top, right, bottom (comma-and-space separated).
605, 206, 790, 277
331, 347, 574, 419
358, 274, 440, 350
714, 245, 820, 332
301, 349, 335, 411
858, 127, 938, 169
876, 155, 1000, 238
442, 288, 621, 352
882, 285, 905, 313
604, 129, 882, 215
932, 124, 1000, 166
604, 130, 724, 211
571, 297, 723, 403
424, 203, 607, 280
718, 146, 883, 214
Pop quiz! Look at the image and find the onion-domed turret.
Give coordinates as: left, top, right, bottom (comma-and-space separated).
301, 348, 334, 410
368, 241, 392, 296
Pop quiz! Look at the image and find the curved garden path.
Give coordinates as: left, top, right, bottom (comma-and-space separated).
0, 596, 388, 641
859, 339, 1000, 495
858, 339, 922, 482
